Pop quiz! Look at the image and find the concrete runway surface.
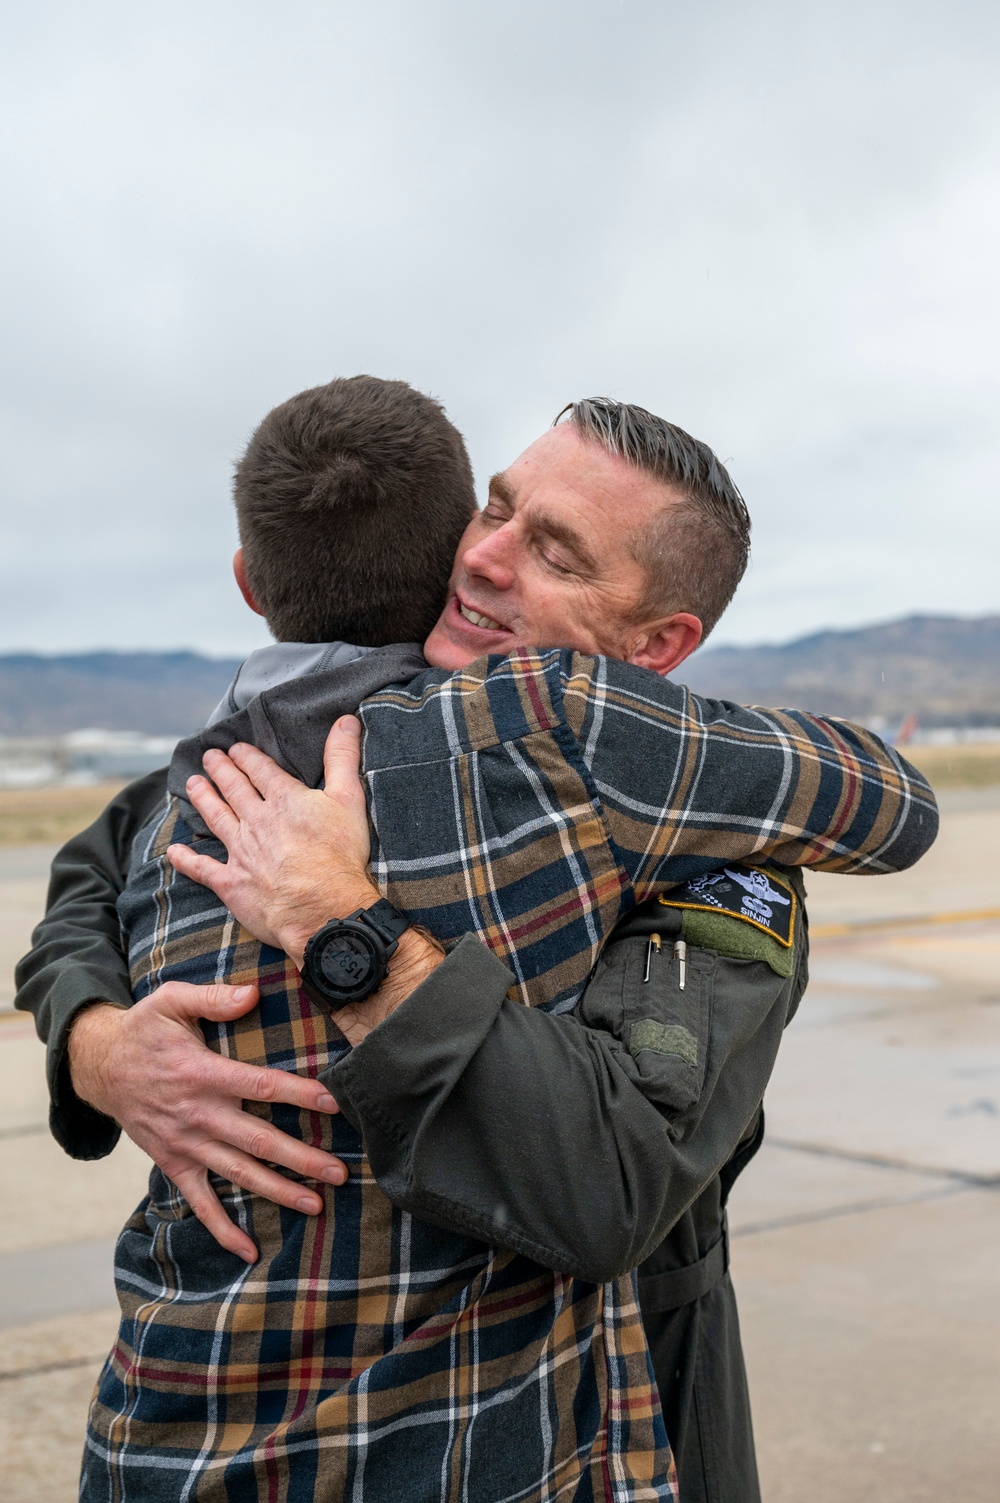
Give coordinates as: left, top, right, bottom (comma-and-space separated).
1, 789, 997, 1501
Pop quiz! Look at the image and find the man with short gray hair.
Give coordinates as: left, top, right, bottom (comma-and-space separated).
556, 398, 752, 638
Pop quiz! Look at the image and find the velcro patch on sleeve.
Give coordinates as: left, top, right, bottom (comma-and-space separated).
629, 1019, 699, 1066
658, 863, 796, 947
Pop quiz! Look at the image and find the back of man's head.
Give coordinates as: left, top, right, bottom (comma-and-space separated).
235, 376, 476, 646
557, 398, 751, 639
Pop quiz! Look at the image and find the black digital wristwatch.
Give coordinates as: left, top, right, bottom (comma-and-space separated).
299, 899, 411, 1010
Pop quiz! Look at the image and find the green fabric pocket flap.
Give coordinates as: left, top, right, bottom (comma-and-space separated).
680, 907, 793, 978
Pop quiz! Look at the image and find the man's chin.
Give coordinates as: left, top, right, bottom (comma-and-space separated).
422, 620, 472, 671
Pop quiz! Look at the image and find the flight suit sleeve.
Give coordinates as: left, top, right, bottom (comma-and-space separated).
329, 874, 808, 1284
13, 768, 168, 1159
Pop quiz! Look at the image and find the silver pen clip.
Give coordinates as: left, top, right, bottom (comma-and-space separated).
673, 938, 687, 990
644, 933, 661, 983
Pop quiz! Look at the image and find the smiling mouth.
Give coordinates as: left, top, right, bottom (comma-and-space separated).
458, 601, 507, 632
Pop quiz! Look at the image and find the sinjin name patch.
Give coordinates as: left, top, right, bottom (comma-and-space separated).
658, 863, 796, 947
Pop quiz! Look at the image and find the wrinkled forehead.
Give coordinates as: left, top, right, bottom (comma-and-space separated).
498, 424, 677, 540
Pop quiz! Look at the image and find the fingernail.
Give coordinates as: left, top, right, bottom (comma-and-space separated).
297, 1195, 320, 1213
322, 1165, 346, 1184
240, 1249, 257, 1264
336, 717, 361, 737
316, 1092, 337, 1112
232, 986, 255, 1003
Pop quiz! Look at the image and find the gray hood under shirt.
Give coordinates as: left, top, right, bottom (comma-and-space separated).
206, 641, 380, 726
170, 639, 429, 803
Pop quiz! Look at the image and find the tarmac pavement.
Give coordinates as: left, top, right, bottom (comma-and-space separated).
1, 789, 998, 1501
0, 842, 61, 1013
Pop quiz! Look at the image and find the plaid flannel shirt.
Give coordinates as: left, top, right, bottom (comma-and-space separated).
84, 651, 937, 1502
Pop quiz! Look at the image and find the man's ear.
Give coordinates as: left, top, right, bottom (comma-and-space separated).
233, 549, 265, 617
626, 612, 703, 677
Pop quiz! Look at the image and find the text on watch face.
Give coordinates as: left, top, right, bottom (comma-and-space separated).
320, 933, 374, 988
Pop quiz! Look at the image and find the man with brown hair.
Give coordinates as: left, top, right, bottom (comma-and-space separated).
19, 395, 937, 1501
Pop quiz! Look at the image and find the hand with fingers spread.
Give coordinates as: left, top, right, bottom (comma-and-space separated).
168, 715, 445, 1046
169, 716, 374, 968
67, 982, 346, 1264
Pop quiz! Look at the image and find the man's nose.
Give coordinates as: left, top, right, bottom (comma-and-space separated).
462, 525, 517, 591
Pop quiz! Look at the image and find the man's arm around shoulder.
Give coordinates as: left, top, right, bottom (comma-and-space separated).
533, 650, 939, 879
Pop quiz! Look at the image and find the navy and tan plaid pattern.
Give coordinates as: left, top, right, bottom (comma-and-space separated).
361, 650, 937, 1011
87, 807, 671, 1503
84, 650, 936, 1501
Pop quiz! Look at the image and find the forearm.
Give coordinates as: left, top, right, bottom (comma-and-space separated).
743, 712, 939, 875
701, 713, 939, 876
327, 930, 790, 1283
570, 659, 940, 890
14, 769, 168, 1158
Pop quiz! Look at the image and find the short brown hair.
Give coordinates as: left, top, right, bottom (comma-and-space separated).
556, 398, 751, 638
235, 377, 476, 645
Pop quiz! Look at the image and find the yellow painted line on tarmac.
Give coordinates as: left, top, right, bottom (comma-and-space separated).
812, 906, 1000, 940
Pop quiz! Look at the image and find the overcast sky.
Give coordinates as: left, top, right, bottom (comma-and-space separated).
2, 0, 998, 657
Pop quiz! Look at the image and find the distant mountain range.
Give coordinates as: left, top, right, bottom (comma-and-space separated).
0, 652, 241, 736
0, 614, 997, 736
682, 614, 1000, 727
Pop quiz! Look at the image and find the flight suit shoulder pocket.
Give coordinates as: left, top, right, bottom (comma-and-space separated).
581, 933, 714, 1118
624, 938, 714, 1116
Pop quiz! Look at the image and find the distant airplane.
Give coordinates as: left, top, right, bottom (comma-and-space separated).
893, 713, 919, 747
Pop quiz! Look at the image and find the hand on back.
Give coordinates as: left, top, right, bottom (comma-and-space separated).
68, 982, 346, 1263
169, 714, 446, 1044
168, 715, 375, 967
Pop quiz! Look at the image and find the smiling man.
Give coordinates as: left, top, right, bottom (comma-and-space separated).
18, 395, 938, 1502
424, 405, 711, 672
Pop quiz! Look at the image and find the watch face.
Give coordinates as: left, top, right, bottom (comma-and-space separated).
316, 927, 379, 998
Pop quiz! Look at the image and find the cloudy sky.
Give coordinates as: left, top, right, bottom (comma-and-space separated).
2, 0, 998, 657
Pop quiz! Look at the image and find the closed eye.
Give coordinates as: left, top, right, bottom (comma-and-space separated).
540, 548, 575, 575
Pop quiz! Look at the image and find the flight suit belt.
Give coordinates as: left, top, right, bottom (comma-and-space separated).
636, 1231, 729, 1312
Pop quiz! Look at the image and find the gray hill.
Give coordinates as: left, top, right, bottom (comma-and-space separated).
0, 652, 242, 736
680, 615, 1000, 727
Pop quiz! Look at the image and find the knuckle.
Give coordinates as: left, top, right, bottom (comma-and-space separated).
298, 1151, 327, 1179
181, 1101, 210, 1133
152, 982, 184, 1012
244, 1129, 273, 1163
189, 1055, 225, 1093
194, 1205, 232, 1244
224, 1161, 256, 1192
159, 1159, 193, 1186
252, 1072, 280, 1103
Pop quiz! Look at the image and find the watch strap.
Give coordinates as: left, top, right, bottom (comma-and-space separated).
355, 898, 411, 947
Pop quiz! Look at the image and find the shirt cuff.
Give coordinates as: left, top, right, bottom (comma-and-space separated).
45, 974, 129, 1160
327, 934, 515, 1141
